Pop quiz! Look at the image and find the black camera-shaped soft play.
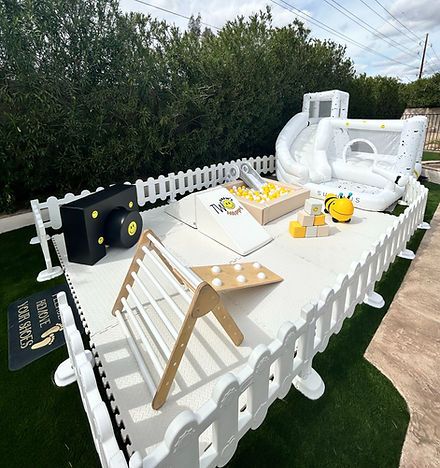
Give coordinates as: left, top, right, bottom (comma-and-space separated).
60, 185, 142, 265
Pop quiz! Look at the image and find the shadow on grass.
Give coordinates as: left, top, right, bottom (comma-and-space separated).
227, 181, 440, 468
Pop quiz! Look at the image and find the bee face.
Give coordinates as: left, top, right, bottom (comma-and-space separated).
325, 193, 354, 222
333, 198, 354, 216
221, 198, 236, 210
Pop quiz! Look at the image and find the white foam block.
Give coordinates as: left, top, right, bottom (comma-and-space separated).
304, 199, 323, 216
297, 210, 314, 227
305, 226, 318, 237
166, 185, 233, 229
317, 224, 330, 237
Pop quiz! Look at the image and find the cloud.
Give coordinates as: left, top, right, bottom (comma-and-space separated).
390, 0, 440, 31
121, 0, 295, 29
119, 0, 439, 81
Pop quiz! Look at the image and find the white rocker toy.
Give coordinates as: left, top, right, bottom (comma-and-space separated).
276, 90, 427, 211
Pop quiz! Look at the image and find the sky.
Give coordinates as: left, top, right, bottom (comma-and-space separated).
119, 0, 440, 82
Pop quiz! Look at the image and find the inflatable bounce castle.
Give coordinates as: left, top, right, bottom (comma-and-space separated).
276, 90, 427, 211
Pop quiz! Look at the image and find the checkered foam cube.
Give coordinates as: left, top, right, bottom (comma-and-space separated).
305, 226, 318, 237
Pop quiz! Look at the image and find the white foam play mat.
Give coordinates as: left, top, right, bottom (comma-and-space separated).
53, 200, 397, 456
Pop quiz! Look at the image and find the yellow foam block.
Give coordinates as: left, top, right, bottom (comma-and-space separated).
289, 221, 306, 238
297, 210, 314, 227
313, 214, 326, 226
317, 224, 330, 237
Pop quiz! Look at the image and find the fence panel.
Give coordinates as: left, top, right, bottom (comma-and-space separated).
403, 112, 440, 151
58, 293, 127, 468
424, 114, 440, 151
150, 178, 427, 468
30, 156, 277, 280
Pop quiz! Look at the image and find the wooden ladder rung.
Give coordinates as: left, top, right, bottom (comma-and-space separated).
144, 249, 192, 303
127, 285, 171, 360
131, 272, 179, 339
116, 310, 157, 396
136, 259, 185, 321
121, 298, 164, 377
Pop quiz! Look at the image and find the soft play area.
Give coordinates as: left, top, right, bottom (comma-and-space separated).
23, 90, 430, 468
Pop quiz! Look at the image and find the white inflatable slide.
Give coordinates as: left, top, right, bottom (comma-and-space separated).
276, 90, 427, 211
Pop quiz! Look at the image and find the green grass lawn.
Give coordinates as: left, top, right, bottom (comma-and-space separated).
423, 151, 439, 162
0, 227, 100, 467
1, 179, 439, 468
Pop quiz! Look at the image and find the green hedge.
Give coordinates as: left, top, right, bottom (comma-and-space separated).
346, 74, 405, 119
402, 73, 440, 108
0, 1, 407, 212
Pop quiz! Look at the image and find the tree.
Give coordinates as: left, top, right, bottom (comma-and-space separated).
403, 74, 440, 108
346, 74, 405, 119
1, 1, 391, 212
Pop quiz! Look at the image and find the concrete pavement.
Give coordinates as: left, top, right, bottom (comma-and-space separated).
365, 205, 440, 468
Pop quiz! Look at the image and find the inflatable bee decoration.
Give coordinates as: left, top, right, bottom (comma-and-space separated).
324, 192, 354, 223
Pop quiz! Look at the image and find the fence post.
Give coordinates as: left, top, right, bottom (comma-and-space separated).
332, 274, 349, 333
46, 195, 63, 229
397, 207, 416, 260
275, 321, 298, 398
315, 288, 334, 352
32, 204, 63, 282
29, 199, 49, 245
293, 303, 324, 400
417, 186, 430, 230
247, 345, 271, 429
160, 410, 200, 467
211, 373, 240, 467
361, 239, 384, 308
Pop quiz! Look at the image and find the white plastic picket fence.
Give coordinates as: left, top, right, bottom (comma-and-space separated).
51, 166, 428, 467
57, 292, 128, 468
135, 177, 428, 468
30, 156, 276, 281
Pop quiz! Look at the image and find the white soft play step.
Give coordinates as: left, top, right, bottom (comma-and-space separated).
166, 186, 272, 256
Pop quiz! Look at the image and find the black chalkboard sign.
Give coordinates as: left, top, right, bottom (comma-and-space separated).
7, 284, 83, 370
